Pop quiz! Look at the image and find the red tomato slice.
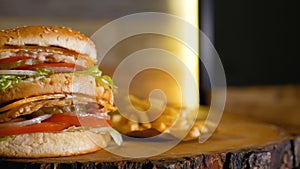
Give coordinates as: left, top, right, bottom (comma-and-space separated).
44, 114, 111, 128
0, 56, 32, 64
15, 63, 84, 72
15, 63, 75, 71
0, 122, 67, 137
0, 114, 111, 136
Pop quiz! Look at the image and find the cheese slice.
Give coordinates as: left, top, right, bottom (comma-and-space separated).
0, 94, 67, 113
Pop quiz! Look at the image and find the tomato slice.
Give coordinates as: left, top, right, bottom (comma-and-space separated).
0, 122, 67, 137
1, 56, 85, 72
0, 114, 111, 137
15, 63, 79, 72
44, 114, 111, 128
0, 56, 32, 64
0, 59, 42, 70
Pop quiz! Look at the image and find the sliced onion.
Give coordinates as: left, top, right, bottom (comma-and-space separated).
0, 114, 52, 128
76, 113, 110, 120
61, 112, 110, 120
0, 70, 37, 76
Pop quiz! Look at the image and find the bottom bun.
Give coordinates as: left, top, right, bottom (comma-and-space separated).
0, 130, 111, 158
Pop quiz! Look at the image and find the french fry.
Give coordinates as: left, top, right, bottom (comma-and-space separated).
110, 95, 214, 140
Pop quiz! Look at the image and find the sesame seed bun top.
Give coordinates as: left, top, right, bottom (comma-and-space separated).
0, 26, 97, 59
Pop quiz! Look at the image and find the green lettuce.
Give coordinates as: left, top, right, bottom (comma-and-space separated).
0, 136, 13, 143
76, 66, 117, 92
0, 74, 26, 92
35, 68, 54, 77
0, 66, 116, 92
61, 126, 123, 146
0, 68, 53, 92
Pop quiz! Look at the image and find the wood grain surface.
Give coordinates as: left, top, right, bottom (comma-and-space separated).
0, 112, 297, 169
1, 85, 300, 168
224, 85, 300, 133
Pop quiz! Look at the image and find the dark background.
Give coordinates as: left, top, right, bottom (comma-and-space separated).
213, 0, 299, 86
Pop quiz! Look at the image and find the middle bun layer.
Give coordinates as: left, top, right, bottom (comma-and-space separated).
0, 73, 113, 105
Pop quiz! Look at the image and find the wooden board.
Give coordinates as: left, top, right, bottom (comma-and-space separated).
0, 112, 297, 169
224, 85, 300, 134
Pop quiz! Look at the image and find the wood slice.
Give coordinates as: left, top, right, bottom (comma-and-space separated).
0, 112, 298, 169
224, 85, 300, 134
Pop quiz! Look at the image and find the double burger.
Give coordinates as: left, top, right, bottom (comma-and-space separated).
0, 26, 121, 158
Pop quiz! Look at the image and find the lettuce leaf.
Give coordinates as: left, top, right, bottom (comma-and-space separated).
0, 136, 13, 143
62, 126, 123, 146
0, 68, 53, 92
76, 66, 117, 92
0, 66, 116, 92
35, 68, 54, 77
0, 74, 26, 92
90, 127, 123, 146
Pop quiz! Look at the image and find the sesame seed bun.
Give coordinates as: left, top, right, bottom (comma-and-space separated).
0, 26, 96, 59
0, 73, 113, 106
0, 130, 111, 158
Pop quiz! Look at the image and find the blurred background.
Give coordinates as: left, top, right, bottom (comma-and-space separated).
0, 0, 299, 129
0, 0, 298, 86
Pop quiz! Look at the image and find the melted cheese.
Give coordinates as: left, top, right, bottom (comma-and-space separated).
0, 94, 67, 113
